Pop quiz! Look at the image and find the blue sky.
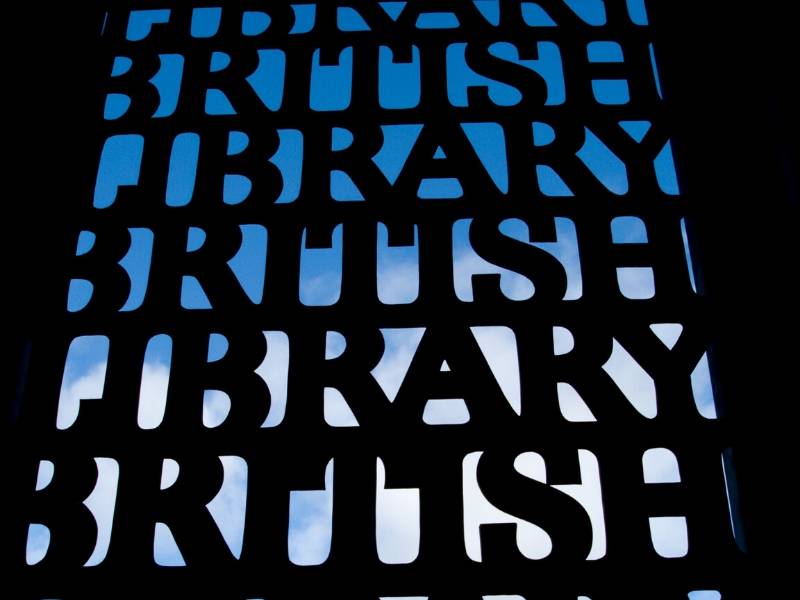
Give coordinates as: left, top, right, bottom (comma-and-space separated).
29, 3, 725, 598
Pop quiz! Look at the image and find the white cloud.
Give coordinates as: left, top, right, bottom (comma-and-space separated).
288, 508, 333, 565
324, 387, 359, 426
371, 326, 521, 425
553, 326, 575, 355
35, 460, 54, 490
371, 328, 425, 402
57, 361, 107, 430
616, 267, 655, 299
298, 226, 344, 306
84, 457, 120, 566
257, 331, 290, 427
555, 326, 599, 412
50, 352, 253, 566
375, 218, 584, 305
642, 448, 688, 557
376, 458, 420, 564
153, 459, 184, 565
556, 327, 662, 423
203, 389, 232, 428
642, 448, 681, 484
471, 326, 521, 415
44, 248, 696, 570
38, 340, 693, 568
462, 450, 607, 562
299, 273, 341, 306
161, 458, 180, 490
602, 340, 657, 418
650, 323, 683, 350
546, 450, 607, 560
463, 451, 551, 561
26, 457, 121, 566
312, 332, 362, 426
137, 361, 170, 429
325, 331, 347, 359
25, 524, 50, 565
688, 592, 721, 600
154, 522, 185, 566
282, 457, 423, 568
691, 353, 717, 418
59, 337, 172, 431
557, 383, 597, 422
153, 456, 249, 564
207, 456, 248, 558
288, 460, 333, 565
378, 260, 419, 304
453, 248, 534, 302
422, 398, 470, 424
451, 218, 584, 302
649, 516, 688, 557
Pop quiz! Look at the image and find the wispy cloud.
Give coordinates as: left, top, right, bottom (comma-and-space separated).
376, 458, 420, 563
57, 360, 107, 430
288, 460, 333, 565
137, 361, 170, 428
25, 524, 49, 565
43, 230, 709, 568
207, 456, 248, 558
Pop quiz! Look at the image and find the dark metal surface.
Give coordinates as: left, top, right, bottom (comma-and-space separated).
7, 1, 794, 597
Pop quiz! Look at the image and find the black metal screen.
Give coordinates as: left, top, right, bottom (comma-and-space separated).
9, 1, 793, 598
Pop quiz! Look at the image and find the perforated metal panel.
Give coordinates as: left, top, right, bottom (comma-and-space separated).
8, 2, 787, 598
